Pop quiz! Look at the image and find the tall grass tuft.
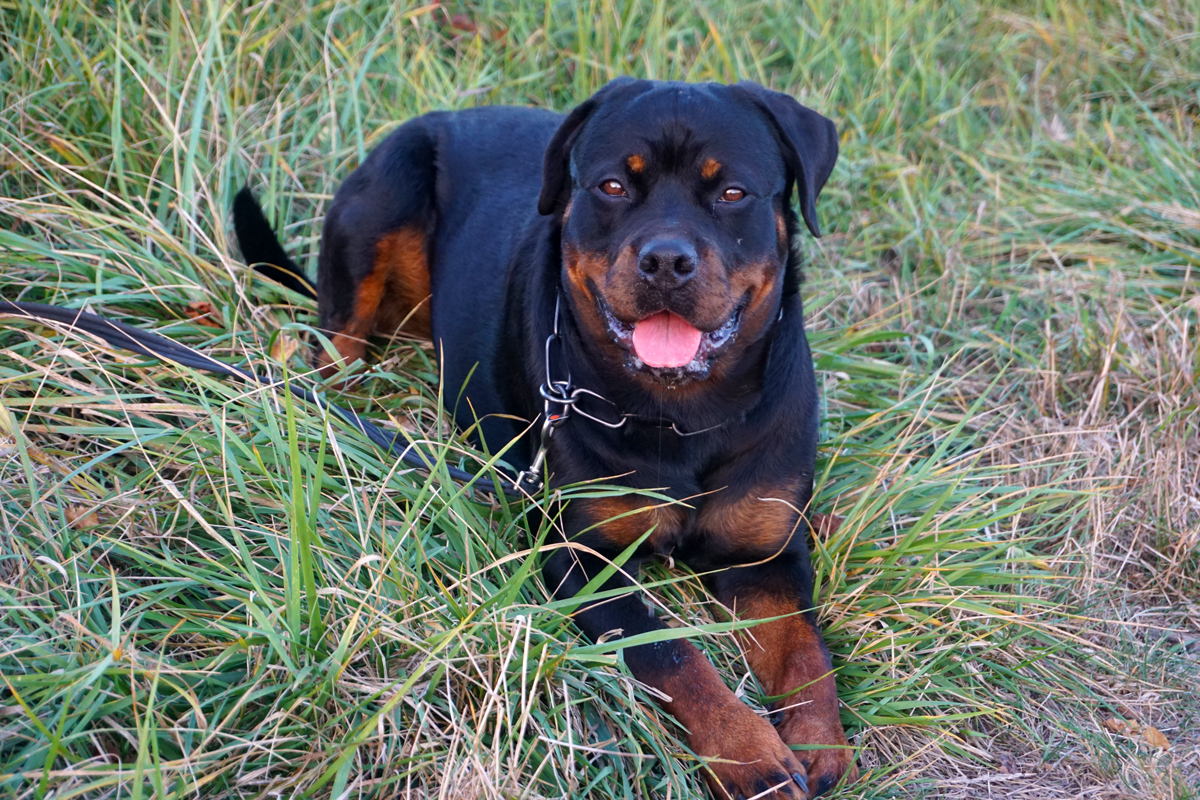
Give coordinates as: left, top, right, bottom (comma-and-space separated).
1, 0, 1197, 797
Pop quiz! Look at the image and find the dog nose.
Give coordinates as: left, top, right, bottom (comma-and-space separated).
638, 238, 698, 286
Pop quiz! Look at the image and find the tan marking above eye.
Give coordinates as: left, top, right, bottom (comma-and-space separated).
600, 179, 628, 196
626, 154, 645, 173
701, 158, 722, 179
721, 187, 746, 202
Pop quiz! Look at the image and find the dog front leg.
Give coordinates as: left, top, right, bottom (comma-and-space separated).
709, 555, 857, 798
543, 544, 809, 799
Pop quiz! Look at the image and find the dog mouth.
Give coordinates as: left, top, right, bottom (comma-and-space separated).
600, 300, 743, 378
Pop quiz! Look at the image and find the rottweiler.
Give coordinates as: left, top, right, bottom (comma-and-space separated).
233, 78, 853, 798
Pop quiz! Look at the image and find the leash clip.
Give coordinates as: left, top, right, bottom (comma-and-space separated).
515, 385, 571, 494
516, 296, 573, 493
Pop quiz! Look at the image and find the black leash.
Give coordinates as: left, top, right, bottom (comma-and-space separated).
0, 300, 537, 497
1, 298, 727, 498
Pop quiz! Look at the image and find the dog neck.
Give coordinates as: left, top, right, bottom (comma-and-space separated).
553, 289, 794, 435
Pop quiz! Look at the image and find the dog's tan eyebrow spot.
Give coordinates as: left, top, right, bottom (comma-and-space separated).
626, 154, 645, 173
701, 158, 721, 180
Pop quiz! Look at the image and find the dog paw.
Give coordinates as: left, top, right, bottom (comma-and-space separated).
777, 714, 857, 797
692, 704, 810, 799
792, 745, 857, 797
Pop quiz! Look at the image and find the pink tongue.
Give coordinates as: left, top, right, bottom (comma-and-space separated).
632, 311, 703, 368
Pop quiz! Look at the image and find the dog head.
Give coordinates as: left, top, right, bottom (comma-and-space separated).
540, 79, 838, 388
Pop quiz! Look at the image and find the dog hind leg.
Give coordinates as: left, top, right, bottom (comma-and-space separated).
315, 119, 439, 377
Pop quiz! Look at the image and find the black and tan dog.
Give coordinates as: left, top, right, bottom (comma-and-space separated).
233, 78, 853, 798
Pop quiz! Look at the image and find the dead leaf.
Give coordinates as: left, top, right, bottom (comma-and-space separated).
1112, 701, 1139, 719
447, 13, 477, 33
64, 505, 100, 529
1103, 717, 1131, 734
271, 333, 299, 364
1142, 726, 1169, 750
811, 513, 844, 538
185, 301, 223, 328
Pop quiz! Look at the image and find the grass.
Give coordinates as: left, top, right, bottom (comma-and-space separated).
0, 0, 1197, 797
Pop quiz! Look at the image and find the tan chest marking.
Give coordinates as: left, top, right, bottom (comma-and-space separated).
698, 483, 804, 554
573, 495, 688, 552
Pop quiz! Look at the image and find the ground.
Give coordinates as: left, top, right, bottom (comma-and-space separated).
0, 0, 1197, 798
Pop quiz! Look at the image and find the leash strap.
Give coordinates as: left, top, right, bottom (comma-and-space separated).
0, 300, 538, 497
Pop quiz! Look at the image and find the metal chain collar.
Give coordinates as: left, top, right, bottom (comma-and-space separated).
514, 295, 724, 492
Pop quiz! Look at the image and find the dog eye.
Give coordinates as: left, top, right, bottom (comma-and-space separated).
720, 187, 746, 203
599, 180, 628, 197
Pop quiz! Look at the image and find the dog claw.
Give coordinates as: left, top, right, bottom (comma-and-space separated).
793, 772, 808, 794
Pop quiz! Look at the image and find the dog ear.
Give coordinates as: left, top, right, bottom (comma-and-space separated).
732, 83, 839, 238
538, 77, 645, 217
